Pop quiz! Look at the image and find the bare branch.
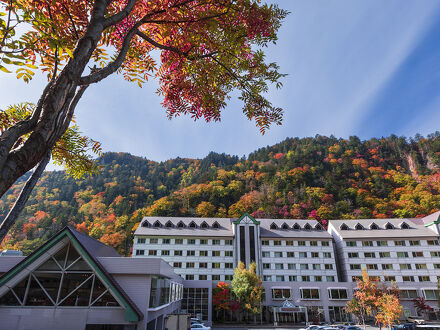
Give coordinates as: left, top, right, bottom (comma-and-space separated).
0, 151, 51, 243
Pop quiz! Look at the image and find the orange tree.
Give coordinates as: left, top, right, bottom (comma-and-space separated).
347, 269, 402, 328
0, 0, 287, 240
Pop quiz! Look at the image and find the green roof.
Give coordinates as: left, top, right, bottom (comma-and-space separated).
232, 212, 260, 225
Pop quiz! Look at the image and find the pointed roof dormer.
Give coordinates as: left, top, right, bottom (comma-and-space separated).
165, 220, 174, 228
355, 223, 365, 230
385, 222, 394, 230
370, 222, 379, 230
200, 221, 209, 229
177, 221, 186, 228
340, 223, 349, 231
212, 221, 220, 229
281, 223, 290, 230
188, 221, 197, 228
270, 222, 278, 230
292, 223, 301, 230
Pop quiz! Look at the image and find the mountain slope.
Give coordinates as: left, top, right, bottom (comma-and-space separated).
1, 133, 440, 255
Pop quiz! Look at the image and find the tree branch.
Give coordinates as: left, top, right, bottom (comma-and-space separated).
0, 151, 51, 243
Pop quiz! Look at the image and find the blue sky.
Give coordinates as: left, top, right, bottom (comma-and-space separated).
0, 0, 439, 167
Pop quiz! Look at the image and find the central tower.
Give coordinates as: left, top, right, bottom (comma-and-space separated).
232, 213, 262, 275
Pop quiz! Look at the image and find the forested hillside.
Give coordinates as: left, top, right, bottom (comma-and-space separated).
1, 133, 440, 255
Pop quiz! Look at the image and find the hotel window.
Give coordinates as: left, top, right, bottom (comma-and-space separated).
212, 275, 220, 281
364, 252, 376, 258
310, 241, 318, 246
150, 238, 158, 244
402, 276, 415, 282
212, 251, 220, 257
161, 250, 170, 256
162, 239, 170, 244
419, 276, 430, 282
352, 276, 362, 282
136, 249, 145, 255
434, 264, 440, 269
362, 241, 373, 247
326, 276, 335, 282
366, 264, 378, 270
286, 241, 294, 246
379, 252, 391, 258
212, 240, 221, 245
200, 239, 208, 245
137, 238, 146, 244
409, 240, 420, 246
350, 264, 361, 270
322, 241, 330, 246
173, 262, 182, 268
199, 262, 207, 268
301, 288, 320, 299
275, 275, 284, 282
384, 276, 396, 282
275, 263, 284, 270
381, 264, 393, 270
298, 241, 306, 246
302, 276, 310, 282
274, 241, 282, 246
287, 252, 295, 258
346, 241, 357, 247
225, 251, 233, 257
199, 251, 208, 256
149, 250, 157, 256
288, 264, 296, 270
300, 264, 309, 270
431, 252, 440, 257
328, 288, 348, 300
314, 276, 322, 282
274, 252, 283, 258
186, 250, 195, 256
394, 240, 406, 246
263, 263, 271, 269
412, 252, 424, 257
423, 289, 439, 300
174, 250, 183, 256
262, 252, 270, 258
397, 252, 409, 258
186, 275, 194, 280
428, 240, 440, 246
311, 252, 319, 258
272, 289, 291, 300
186, 262, 195, 268
199, 275, 207, 280
225, 263, 233, 269
415, 264, 427, 270
348, 252, 359, 258
312, 264, 321, 270
289, 276, 297, 281
175, 239, 183, 244
188, 239, 196, 245
377, 241, 388, 246
225, 275, 233, 281
262, 240, 269, 246
225, 240, 233, 245
323, 252, 332, 258
263, 275, 272, 281
400, 290, 418, 299
299, 252, 307, 258
212, 263, 221, 269
325, 264, 333, 270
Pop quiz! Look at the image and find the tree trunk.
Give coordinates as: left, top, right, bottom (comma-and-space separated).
0, 151, 51, 242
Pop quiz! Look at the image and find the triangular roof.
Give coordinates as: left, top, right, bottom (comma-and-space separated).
232, 212, 260, 225
0, 226, 142, 322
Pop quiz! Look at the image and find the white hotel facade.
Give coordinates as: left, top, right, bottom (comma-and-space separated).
133, 211, 440, 324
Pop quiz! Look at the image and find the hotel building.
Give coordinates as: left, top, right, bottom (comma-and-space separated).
133, 212, 440, 325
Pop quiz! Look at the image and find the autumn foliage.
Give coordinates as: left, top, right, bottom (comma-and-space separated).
1, 134, 440, 254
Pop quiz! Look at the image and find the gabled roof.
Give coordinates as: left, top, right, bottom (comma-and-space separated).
0, 227, 142, 322
233, 212, 260, 225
